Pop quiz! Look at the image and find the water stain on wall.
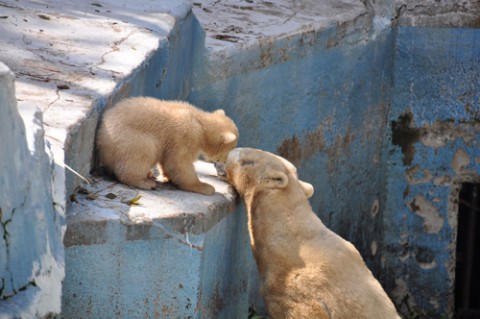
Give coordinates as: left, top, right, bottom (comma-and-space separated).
392, 112, 480, 168
276, 126, 327, 166
276, 122, 357, 172
391, 111, 422, 166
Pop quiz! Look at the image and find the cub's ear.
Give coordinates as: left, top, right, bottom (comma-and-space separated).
264, 171, 288, 189
222, 132, 237, 144
214, 109, 226, 116
299, 180, 314, 198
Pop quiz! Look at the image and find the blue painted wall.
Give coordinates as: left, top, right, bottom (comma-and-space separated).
62, 206, 251, 319
384, 27, 480, 318
188, 18, 480, 318
189, 16, 395, 286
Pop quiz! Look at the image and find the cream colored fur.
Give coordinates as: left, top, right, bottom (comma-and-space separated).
96, 97, 238, 194
215, 148, 400, 319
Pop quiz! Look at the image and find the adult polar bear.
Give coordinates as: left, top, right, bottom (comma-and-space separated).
215, 148, 400, 319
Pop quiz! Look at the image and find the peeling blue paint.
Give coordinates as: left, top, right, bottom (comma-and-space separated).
189, 20, 395, 298
189, 23, 480, 318
384, 27, 480, 318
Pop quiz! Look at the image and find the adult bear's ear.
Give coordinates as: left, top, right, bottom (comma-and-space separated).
214, 109, 226, 115
299, 180, 314, 198
263, 170, 288, 189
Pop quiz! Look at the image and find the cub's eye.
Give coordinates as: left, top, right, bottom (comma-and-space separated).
240, 160, 255, 167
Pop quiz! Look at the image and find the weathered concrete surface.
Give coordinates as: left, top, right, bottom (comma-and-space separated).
0, 62, 64, 318
63, 162, 252, 318
384, 27, 480, 318
66, 162, 235, 240
394, 0, 480, 27
0, 0, 192, 197
194, 0, 368, 50
192, 0, 379, 82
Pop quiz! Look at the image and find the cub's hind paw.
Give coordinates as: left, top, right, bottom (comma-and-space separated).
130, 178, 158, 190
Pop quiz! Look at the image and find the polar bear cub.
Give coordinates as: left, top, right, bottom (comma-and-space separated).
215, 148, 400, 319
96, 97, 238, 195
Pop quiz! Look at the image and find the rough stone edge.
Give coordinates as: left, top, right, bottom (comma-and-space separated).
192, 5, 392, 85
393, 0, 480, 28
65, 161, 238, 249
0, 62, 65, 319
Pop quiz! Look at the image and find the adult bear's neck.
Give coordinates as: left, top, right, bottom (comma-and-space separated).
244, 188, 311, 276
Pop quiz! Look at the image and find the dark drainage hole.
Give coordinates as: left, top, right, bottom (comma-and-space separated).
455, 183, 480, 319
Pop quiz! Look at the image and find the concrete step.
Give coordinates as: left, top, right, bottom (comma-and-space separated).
63, 162, 253, 318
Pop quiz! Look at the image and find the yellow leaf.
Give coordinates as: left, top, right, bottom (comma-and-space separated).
122, 195, 142, 206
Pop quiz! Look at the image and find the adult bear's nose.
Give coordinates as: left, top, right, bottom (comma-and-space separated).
214, 162, 226, 177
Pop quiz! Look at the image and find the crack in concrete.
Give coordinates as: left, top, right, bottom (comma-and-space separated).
0, 278, 4, 298
0, 0, 24, 10
1, 280, 37, 300
20, 35, 64, 91
151, 220, 204, 252
0, 195, 29, 299
0, 207, 12, 246
92, 29, 137, 76
392, 4, 407, 24
282, 11, 297, 24
359, 0, 373, 12
44, 88, 62, 113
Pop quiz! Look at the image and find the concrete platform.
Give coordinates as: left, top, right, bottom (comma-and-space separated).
0, 0, 193, 197
192, 0, 372, 82
63, 162, 252, 318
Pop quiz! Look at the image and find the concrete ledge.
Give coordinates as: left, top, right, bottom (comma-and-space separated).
63, 162, 252, 318
66, 162, 236, 243
193, 0, 368, 52
1, 0, 192, 196
191, 0, 377, 82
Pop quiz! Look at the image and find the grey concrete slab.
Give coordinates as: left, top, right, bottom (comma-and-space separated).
0, 0, 191, 196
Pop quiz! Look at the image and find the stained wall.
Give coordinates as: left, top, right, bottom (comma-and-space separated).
383, 27, 480, 318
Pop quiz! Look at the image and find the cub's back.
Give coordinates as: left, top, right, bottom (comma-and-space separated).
103, 97, 199, 132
